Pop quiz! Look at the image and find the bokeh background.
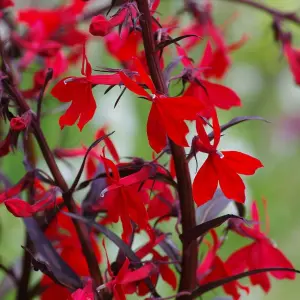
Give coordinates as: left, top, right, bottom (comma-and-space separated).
1, 0, 300, 299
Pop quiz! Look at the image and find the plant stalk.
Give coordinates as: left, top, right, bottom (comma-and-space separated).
136, 1, 198, 298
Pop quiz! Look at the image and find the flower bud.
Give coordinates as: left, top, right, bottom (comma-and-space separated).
89, 15, 111, 36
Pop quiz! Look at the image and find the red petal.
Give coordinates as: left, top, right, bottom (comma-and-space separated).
226, 244, 250, 275
51, 77, 79, 102
4, 198, 33, 217
119, 71, 150, 98
156, 101, 190, 148
211, 108, 221, 149
248, 243, 271, 292
95, 126, 119, 162
251, 201, 261, 231
203, 48, 231, 80
160, 264, 177, 290
101, 155, 120, 182
120, 263, 154, 285
202, 80, 241, 109
40, 275, 71, 300
88, 74, 121, 85
193, 155, 218, 206
71, 279, 94, 300
195, 119, 212, 151
135, 235, 166, 259
0, 175, 29, 203
109, 8, 128, 27
116, 258, 131, 282
147, 105, 167, 153
102, 239, 114, 277
261, 241, 296, 280
222, 151, 263, 175
120, 165, 152, 186
159, 96, 203, 120
59, 98, 81, 129
132, 57, 156, 94
176, 45, 192, 68
284, 43, 300, 85
123, 188, 149, 230
213, 154, 246, 203
77, 85, 97, 131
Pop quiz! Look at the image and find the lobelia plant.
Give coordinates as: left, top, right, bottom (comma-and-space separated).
0, 0, 300, 299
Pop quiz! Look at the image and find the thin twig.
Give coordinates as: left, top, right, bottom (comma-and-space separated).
220, 0, 300, 25
16, 134, 36, 300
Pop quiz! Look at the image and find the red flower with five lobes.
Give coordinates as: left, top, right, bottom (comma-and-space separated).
283, 40, 300, 85
51, 46, 122, 130
226, 201, 296, 293
192, 109, 263, 205
119, 57, 204, 153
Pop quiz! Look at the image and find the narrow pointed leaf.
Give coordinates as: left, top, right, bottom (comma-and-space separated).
156, 34, 199, 50
180, 214, 243, 245
23, 218, 82, 290
192, 267, 300, 297
68, 131, 115, 193
208, 116, 269, 140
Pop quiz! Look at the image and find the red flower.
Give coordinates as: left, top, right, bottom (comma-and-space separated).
0, 0, 13, 9
226, 201, 296, 293
202, 34, 248, 80
192, 109, 263, 205
135, 235, 177, 295
197, 230, 249, 300
97, 155, 153, 243
71, 279, 94, 300
179, 42, 241, 114
104, 29, 141, 64
283, 40, 300, 85
3, 190, 62, 218
181, 1, 247, 79
51, 46, 121, 130
18, 0, 87, 38
146, 180, 175, 220
119, 57, 203, 152
102, 241, 155, 300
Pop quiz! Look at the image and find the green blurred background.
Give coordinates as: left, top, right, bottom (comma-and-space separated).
1, 0, 300, 299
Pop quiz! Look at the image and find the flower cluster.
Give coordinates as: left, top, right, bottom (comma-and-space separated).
0, 0, 299, 300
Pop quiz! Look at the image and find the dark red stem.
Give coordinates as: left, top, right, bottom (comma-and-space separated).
221, 0, 300, 24
17, 134, 36, 300
136, 0, 198, 298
